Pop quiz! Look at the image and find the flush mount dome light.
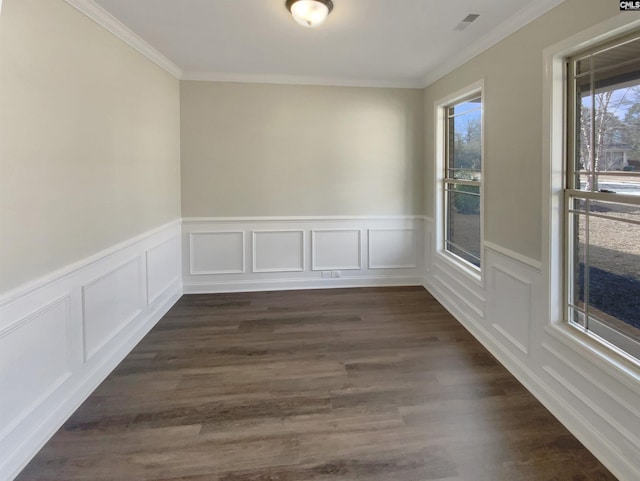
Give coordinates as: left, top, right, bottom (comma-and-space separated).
286, 0, 334, 28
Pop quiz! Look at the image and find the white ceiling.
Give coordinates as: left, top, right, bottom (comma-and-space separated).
88, 0, 565, 87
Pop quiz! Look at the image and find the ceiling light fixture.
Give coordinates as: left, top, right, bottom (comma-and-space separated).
286, 0, 334, 28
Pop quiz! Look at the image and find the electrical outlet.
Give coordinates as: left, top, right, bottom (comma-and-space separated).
331, 270, 341, 278
321, 271, 331, 279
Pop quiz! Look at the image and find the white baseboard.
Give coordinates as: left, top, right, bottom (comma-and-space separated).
0, 221, 182, 481
184, 275, 424, 294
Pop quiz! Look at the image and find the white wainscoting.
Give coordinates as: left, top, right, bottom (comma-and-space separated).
183, 217, 425, 293
0, 220, 182, 481
368, 228, 417, 269
311, 229, 361, 271
423, 217, 640, 481
253, 230, 305, 273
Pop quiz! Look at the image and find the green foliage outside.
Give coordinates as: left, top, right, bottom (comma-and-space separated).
451, 116, 481, 215
453, 176, 480, 215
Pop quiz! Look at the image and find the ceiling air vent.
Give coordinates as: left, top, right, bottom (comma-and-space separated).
454, 13, 480, 31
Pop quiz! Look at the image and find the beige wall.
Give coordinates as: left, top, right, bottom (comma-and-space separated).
180, 82, 424, 217
0, 0, 181, 293
423, 0, 615, 262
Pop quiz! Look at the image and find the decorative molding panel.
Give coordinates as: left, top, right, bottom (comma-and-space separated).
182, 217, 424, 294
0, 221, 181, 481
0, 296, 72, 440
489, 265, 532, 355
422, 212, 640, 481
485, 241, 542, 271
189, 232, 245, 275
82, 257, 144, 361
311, 229, 361, 271
432, 273, 484, 318
252, 230, 305, 273
368, 228, 417, 269
146, 236, 180, 306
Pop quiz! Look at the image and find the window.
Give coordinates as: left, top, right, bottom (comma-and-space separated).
566, 31, 640, 359
443, 93, 482, 270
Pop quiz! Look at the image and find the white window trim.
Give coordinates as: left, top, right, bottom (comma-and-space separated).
434, 79, 485, 285
542, 13, 640, 375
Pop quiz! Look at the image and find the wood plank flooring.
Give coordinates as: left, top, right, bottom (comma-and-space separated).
15, 287, 617, 481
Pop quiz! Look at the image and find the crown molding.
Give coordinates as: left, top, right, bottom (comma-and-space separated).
420, 0, 566, 88
181, 71, 424, 89
64, 0, 183, 79
62, 0, 566, 89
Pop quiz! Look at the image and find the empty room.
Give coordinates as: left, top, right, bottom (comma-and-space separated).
1, 0, 639, 480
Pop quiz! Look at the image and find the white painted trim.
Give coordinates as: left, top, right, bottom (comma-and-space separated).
489, 263, 532, 355
423, 278, 640, 481
183, 215, 426, 223
62, 0, 564, 90
0, 296, 73, 440
179, 0, 565, 90
542, 342, 640, 421
432, 273, 484, 318
484, 241, 542, 271
145, 236, 181, 306
0, 294, 69, 338
420, 0, 566, 87
541, 13, 640, 382
542, 13, 640, 333
251, 230, 306, 273
0, 219, 181, 306
544, 324, 640, 397
433, 79, 485, 284
184, 275, 423, 294
492, 323, 528, 356
1, 222, 182, 481
367, 228, 418, 269
188, 231, 246, 275
63, 0, 183, 79
3, 291, 180, 481
81, 256, 144, 362
543, 365, 640, 451
310, 229, 362, 271
181, 71, 423, 89
434, 250, 483, 286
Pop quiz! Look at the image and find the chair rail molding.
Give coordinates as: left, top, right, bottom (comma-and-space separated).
0, 220, 182, 481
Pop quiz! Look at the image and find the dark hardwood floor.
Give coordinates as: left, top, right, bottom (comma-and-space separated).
16, 287, 617, 481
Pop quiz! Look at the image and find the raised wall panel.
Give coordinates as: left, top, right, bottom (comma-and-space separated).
182, 217, 424, 293
311, 229, 361, 270
82, 257, 144, 361
0, 221, 181, 481
491, 265, 531, 355
189, 232, 245, 275
0, 297, 71, 438
368, 228, 417, 269
146, 237, 179, 305
253, 230, 304, 273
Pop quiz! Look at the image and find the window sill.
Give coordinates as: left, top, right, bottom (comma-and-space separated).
435, 249, 483, 287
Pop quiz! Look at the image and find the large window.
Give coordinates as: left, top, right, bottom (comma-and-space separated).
443, 94, 482, 270
566, 32, 640, 359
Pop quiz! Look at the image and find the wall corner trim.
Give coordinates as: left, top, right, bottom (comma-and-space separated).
63, 0, 183, 79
